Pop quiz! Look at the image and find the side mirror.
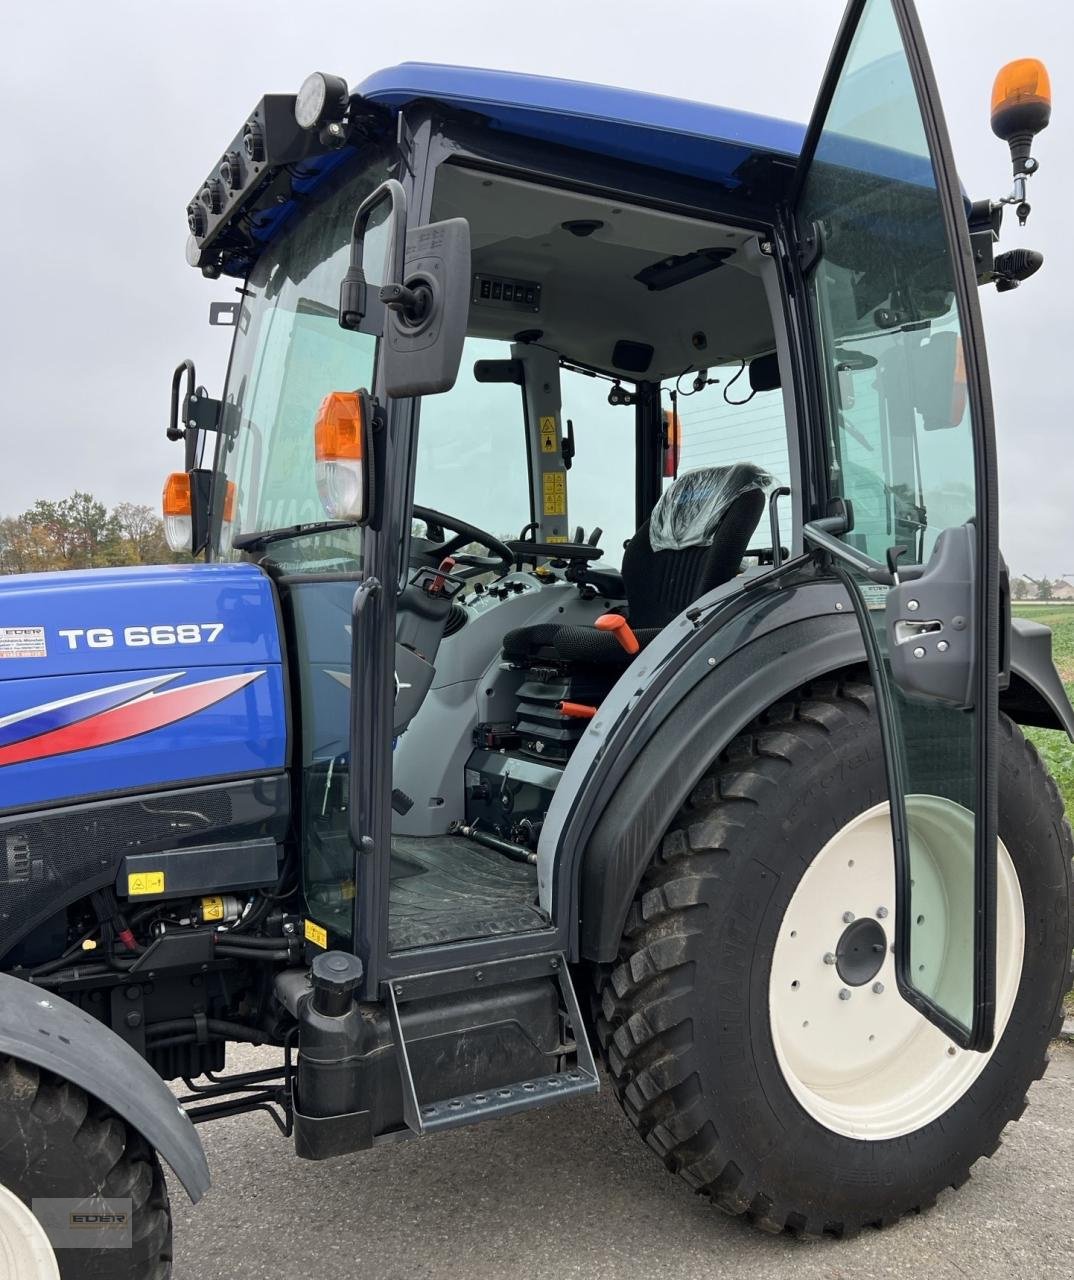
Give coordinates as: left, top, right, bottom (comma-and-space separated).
339, 179, 471, 398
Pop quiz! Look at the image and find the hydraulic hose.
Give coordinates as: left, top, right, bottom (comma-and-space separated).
146, 1017, 271, 1046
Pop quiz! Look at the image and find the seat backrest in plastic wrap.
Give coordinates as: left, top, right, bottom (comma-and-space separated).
649, 463, 773, 553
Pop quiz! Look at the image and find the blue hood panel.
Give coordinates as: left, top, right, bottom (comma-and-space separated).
0, 563, 287, 812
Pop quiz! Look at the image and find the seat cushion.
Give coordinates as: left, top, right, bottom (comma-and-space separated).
502, 622, 659, 667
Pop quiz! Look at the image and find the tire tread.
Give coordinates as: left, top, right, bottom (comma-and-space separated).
595, 671, 1074, 1237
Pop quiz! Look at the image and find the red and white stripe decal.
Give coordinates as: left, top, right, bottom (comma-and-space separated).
0, 671, 264, 768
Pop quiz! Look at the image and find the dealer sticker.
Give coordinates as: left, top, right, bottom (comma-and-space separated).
0, 626, 47, 658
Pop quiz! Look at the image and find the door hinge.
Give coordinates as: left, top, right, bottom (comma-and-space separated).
798, 219, 825, 275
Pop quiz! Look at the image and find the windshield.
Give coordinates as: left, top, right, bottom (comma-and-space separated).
212, 147, 394, 572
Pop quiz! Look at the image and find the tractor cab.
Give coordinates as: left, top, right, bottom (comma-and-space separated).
179, 67, 809, 974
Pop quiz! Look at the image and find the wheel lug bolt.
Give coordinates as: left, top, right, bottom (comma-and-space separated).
823, 952, 836, 965
838, 988, 851, 1001
872, 982, 884, 994
842, 911, 855, 924
876, 906, 888, 919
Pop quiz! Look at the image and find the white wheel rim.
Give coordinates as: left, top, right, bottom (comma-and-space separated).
0, 1185, 60, 1280
769, 799, 1024, 1140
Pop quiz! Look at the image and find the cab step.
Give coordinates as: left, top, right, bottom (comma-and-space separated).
385, 952, 598, 1136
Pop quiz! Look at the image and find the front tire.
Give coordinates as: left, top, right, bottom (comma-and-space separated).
0, 1056, 172, 1278
596, 673, 1073, 1235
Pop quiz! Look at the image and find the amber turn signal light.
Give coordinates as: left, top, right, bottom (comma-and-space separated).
314, 390, 370, 521
162, 472, 194, 552
314, 391, 365, 462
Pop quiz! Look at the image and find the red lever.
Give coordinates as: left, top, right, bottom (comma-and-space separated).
428, 556, 456, 596
595, 613, 640, 655
558, 700, 597, 719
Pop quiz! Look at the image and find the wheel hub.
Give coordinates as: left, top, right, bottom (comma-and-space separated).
0, 1184, 59, 1280
835, 917, 887, 987
768, 799, 1025, 1140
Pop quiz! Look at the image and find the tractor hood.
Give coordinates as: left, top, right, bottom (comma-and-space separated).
0, 562, 287, 812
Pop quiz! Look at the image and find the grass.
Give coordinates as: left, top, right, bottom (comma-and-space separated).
1013, 603, 1074, 1020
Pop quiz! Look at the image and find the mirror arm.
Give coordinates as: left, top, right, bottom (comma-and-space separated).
340, 178, 409, 331
380, 281, 431, 324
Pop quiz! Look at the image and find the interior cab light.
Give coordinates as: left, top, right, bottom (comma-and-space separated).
314, 390, 368, 521
162, 472, 194, 552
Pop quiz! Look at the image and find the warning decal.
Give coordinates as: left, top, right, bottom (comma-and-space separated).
539, 415, 558, 453
128, 870, 165, 896
0, 627, 46, 659
542, 471, 566, 516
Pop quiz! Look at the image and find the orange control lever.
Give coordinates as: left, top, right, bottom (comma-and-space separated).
558, 700, 597, 719
594, 613, 640, 655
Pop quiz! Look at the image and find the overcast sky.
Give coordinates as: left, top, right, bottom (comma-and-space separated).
1, 0, 1070, 576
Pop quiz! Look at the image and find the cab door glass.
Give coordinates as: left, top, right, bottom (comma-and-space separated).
799, 0, 993, 1038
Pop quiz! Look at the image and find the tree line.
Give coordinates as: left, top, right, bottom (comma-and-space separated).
0, 492, 186, 575
1011, 577, 1073, 602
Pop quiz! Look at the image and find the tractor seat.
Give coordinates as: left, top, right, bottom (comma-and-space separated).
502, 462, 771, 669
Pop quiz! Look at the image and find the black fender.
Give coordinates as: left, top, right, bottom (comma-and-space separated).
554, 582, 1074, 966
0, 974, 210, 1203
1005, 616, 1074, 737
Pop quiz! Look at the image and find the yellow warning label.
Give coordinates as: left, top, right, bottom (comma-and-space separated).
542, 470, 566, 516
545, 534, 568, 543
127, 870, 165, 897
201, 896, 224, 922
304, 919, 328, 949
539, 415, 558, 454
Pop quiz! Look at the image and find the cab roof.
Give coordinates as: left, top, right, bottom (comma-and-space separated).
356, 62, 805, 188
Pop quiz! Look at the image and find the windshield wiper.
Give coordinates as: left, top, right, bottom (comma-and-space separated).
231, 520, 360, 552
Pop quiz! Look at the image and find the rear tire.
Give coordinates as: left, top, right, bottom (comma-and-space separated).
0, 1056, 172, 1278
596, 672, 1073, 1235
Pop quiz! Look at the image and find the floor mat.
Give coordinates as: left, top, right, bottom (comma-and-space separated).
388, 833, 548, 951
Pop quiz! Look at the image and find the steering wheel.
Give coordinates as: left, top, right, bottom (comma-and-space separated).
411, 505, 514, 580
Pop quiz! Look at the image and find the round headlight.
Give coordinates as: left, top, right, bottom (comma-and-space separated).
220, 150, 243, 191
295, 72, 349, 130
242, 120, 265, 163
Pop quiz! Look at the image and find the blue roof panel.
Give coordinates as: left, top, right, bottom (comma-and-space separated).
356, 62, 805, 187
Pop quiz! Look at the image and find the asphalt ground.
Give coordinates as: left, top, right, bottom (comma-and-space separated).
166, 1041, 1074, 1280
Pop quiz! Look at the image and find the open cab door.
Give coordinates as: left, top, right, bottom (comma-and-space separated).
793, 0, 1001, 1049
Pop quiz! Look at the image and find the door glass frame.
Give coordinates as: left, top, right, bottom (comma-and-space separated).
790, 0, 999, 1050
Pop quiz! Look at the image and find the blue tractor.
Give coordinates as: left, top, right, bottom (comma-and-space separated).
0, 2, 1069, 1274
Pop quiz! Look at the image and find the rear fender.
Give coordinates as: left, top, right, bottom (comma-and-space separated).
0, 974, 209, 1203
541, 578, 1074, 966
